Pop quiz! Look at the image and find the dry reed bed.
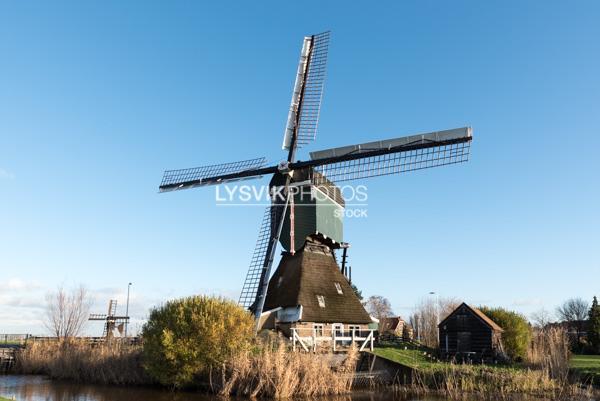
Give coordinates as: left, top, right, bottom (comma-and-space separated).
14, 338, 359, 398
15, 340, 150, 385
218, 341, 358, 398
14, 328, 596, 400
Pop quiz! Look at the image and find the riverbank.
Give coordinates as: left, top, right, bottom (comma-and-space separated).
571, 354, 600, 384
13, 338, 358, 397
12, 337, 600, 400
14, 340, 148, 385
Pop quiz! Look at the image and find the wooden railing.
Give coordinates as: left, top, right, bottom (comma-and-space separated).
0, 334, 31, 346
290, 327, 374, 352
0, 334, 141, 347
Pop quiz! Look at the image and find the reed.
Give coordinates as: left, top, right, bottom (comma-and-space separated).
15, 336, 359, 397
528, 326, 571, 382
403, 365, 594, 400
218, 337, 358, 398
15, 339, 150, 385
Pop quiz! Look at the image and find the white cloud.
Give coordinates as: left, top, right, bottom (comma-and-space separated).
0, 168, 15, 180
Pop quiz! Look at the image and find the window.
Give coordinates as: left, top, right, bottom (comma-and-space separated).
313, 324, 324, 337
317, 295, 326, 308
332, 323, 344, 337
349, 325, 361, 337
334, 282, 343, 295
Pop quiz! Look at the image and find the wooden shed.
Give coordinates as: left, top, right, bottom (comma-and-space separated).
438, 303, 503, 359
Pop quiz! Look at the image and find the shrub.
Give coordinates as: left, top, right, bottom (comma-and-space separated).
141, 295, 254, 388
479, 306, 531, 361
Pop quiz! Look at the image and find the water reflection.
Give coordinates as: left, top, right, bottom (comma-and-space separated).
0, 375, 553, 401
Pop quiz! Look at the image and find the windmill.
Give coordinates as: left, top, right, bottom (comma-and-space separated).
159, 32, 472, 332
89, 299, 130, 339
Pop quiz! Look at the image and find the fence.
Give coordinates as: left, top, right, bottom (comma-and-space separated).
290, 327, 374, 352
0, 334, 31, 346
0, 334, 140, 347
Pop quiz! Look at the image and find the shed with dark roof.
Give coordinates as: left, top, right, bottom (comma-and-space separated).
438, 303, 504, 359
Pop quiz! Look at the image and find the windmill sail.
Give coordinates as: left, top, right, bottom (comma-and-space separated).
159, 157, 270, 192
306, 127, 472, 183
239, 193, 292, 326
283, 31, 330, 150
239, 207, 272, 309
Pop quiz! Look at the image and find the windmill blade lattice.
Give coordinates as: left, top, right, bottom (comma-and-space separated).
296, 31, 330, 147
238, 207, 272, 308
160, 157, 268, 192
312, 141, 471, 184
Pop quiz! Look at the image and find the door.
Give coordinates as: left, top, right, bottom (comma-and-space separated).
457, 332, 472, 352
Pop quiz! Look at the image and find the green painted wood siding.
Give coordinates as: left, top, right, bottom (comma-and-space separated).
280, 185, 344, 252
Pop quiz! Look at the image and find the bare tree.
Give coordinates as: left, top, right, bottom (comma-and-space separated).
365, 295, 393, 325
556, 298, 589, 322
556, 297, 589, 346
531, 308, 554, 329
44, 285, 92, 339
410, 297, 460, 348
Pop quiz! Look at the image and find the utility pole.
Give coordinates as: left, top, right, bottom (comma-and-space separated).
125, 282, 132, 337
429, 291, 440, 344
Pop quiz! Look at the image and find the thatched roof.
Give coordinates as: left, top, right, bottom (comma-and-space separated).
263, 241, 371, 324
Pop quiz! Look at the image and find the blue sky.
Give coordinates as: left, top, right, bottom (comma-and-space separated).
1, 1, 599, 334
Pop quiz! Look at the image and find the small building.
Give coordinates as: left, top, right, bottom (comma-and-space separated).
438, 303, 503, 359
380, 316, 413, 340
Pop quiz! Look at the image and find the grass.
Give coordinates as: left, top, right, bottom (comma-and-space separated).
570, 354, 600, 383
0, 397, 14, 401
373, 344, 523, 376
372, 329, 598, 400
372, 344, 437, 368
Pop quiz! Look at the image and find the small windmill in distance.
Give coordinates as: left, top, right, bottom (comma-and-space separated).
89, 299, 130, 339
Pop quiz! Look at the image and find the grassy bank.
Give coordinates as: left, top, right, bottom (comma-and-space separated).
375, 347, 596, 399
372, 345, 437, 368
373, 328, 598, 399
570, 354, 600, 384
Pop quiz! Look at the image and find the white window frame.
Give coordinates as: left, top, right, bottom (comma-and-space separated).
332, 323, 344, 337
334, 282, 343, 295
313, 323, 324, 337
316, 295, 326, 308
348, 325, 361, 337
